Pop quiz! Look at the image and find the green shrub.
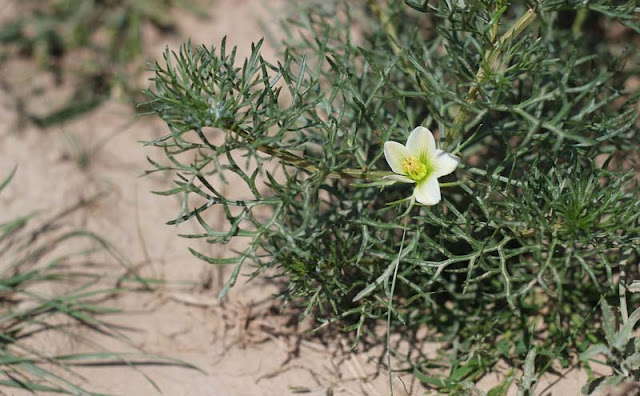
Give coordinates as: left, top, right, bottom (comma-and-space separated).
143, 0, 640, 392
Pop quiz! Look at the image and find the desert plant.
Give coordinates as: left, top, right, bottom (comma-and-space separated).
142, 0, 639, 392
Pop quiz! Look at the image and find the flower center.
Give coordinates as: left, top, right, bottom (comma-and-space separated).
401, 156, 428, 181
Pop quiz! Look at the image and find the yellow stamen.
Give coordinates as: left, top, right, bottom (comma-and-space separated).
401, 156, 427, 181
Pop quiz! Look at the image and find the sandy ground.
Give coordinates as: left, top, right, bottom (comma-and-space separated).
0, 1, 601, 395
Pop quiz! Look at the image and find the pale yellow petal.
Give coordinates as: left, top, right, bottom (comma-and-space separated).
413, 175, 441, 206
383, 141, 411, 175
432, 150, 460, 178
406, 126, 436, 163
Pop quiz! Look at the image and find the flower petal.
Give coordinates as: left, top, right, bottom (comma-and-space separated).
383, 174, 416, 184
413, 175, 441, 206
383, 141, 411, 175
432, 149, 460, 178
406, 126, 436, 163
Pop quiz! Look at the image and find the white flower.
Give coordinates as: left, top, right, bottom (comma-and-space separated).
383, 126, 460, 206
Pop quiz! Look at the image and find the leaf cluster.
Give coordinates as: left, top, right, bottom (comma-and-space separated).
580, 300, 640, 395
143, 0, 640, 391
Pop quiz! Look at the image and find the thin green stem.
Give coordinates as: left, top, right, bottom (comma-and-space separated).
619, 253, 630, 324
387, 213, 409, 395
231, 125, 393, 180
439, 181, 464, 188
446, 6, 538, 146
572, 9, 588, 38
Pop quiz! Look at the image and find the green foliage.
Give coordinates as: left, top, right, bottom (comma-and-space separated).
580, 301, 640, 395
142, 0, 640, 392
0, 170, 197, 394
